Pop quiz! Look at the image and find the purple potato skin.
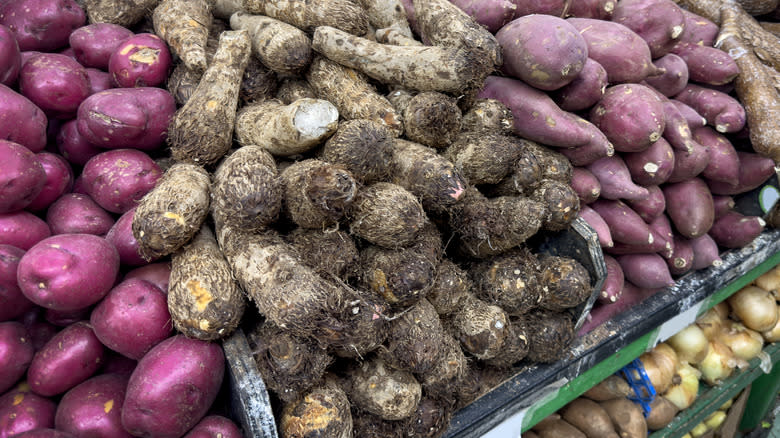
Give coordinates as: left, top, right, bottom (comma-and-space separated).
0, 0, 85, 52
10, 429, 76, 438
0, 211, 51, 250
54, 373, 132, 438
0, 383, 57, 437
45, 193, 115, 236
69, 23, 134, 70
0, 245, 36, 321
0, 139, 45, 213
85, 68, 113, 95
79, 148, 163, 214
105, 207, 150, 266
0, 24, 20, 86
55, 120, 103, 166
0, 84, 48, 152
26, 152, 74, 212
123, 262, 171, 293
19, 53, 90, 119
0, 322, 34, 393
182, 415, 244, 438
109, 33, 172, 88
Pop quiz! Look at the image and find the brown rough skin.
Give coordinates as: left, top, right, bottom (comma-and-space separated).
210, 145, 282, 233
286, 227, 359, 281
82, 0, 159, 27
426, 259, 472, 316
538, 254, 592, 312
229, 12, 311, 76
444, 131, 527, 185
239, 58, 278, 105
279, 377, 353, 438
306, 56, 403, 136
388, 90, 462, 149
460, 98, 514, 134
483, 144, 544, 197
472, 247, 543, 316
311, 26, 494, 95
132, 163, 211, 261
483, 316, 530, 368
390, 138, 467, 215
358, 0, 415, 39
520, 309, 575, 363
279, 159, 357, 229
167, 225, 245, 340
342, 355, 422, 420
276, 78, 316, 104
243, 0, 369, 35
168, 30, 251, 166
378, 298, 447, 375
418, 333, 468, 401
448, 294, 509, 360
347, 182, 427, 248
246, 319, 332, 403
320, 119, 395, 184
531, 179, 581, 231
234, 98, 339, 157
152, 0, 212, 72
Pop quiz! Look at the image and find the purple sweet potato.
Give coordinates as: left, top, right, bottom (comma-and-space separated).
643, 54, 689, 98
557, 131, 615, 167
123, 262, 171, 294
690, 233, 722, 269
579, 282, 660, 334
666, 138, 710, 183
0, 139, 45, 213
510, 0, 570, 17
0, 245, 35, 321
76, 87, 176, 151
17, 233, 120, 311
611, 0, 686, 58
26, 152, 73, 212
567, 17, 664, 83
0, 322, 34, 393
568, 0, 615, 19
579, 204, 614, 247
85, 68, 113, 95
27, 321, 105, 397
670, 42, 740, 86
671, 99, 707, 129
552, 57, 609, 112
0, 0, 85, 52
604, 226, 670, 255
0, 383, 57, 436
182, 415, 243, 438
105, 207, 148, 266
673, 84, 746, 134
661, 99, 698, 154
667, 234, 695, 276
590, 198, 654, 245
693, 126, 740, 185
708, 212, 766, 248
0, 24, 20, 86
496, 14, 588, 90
587, 155, 650, 201
109, 33, 172, 88
712, 195, 735, 219
45, 193, 114, 236
663, 178, 714, 239
79, 149, 163, 214
650, 213, 675, 258
626, 185, 666, 223
90, 278, 172, 360
69, 23, 134, 70
450, 0, 516, 33
19, 53, 90, 119
54, 373, 132, 438
677, 9, 718, 46
55, 119, 103, 166
590, 83, 666, 153
617, 253, 675, 289
623, 137, 675, 186
706, 152, 777, 196
0, 211, 50, 250
600, 254, 625, 304
571, 167, 601, 204
121, 335, 224, 438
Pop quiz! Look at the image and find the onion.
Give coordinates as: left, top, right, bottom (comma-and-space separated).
690, 421, 709, 438
667, 324, 710, 364
712, 301, 730, 320
696, 307, 725, 340
698, 340, 737, 385
727, 286, 779, 332
755, 267, 780, 299
762, 305, 780, 343
638, 346, 678, 394
718, 321, 765, 361
704, 410, 727, 431
663, 362, 700, 410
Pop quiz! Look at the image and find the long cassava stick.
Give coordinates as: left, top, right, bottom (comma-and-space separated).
153, 0, 212, 72
311, 26, 493, 95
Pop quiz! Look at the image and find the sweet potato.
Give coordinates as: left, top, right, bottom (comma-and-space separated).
0, 211, 50, 250
678, 9, 718, 46
663, 178, 715, 239
0, 383, 57, 436
448, 0, 515, 33
661, 99, 698, 154
590, 199, 654, 245
347, 182, 426, 248
625, 185, 666, 223
706, 151, 776, 196
389, 90, 461, 149
567, 17, 664, 83
121, 335, 224, 438
667, 234, 695, 276
568, 0, 615, 19
694, 126, 741, 185
673, 84, 746, 134
561, 397, 620, 438
79, 149, 163, 214
0, 0, 84, 52
599, 254, 624, 304
666, 138, 710, 183
671, 99, 707, 129
17, 234, 119, 311
25, 153, 73, 212
690, 233, 723, 269
0, 322, 34, 393
650, 213, 675, 258
343, 356, 421, 420
230, 12, 311, 76
19, 52, 89, 119
472, 247, 542, 316
600, 398, 648, 438
645, 396, 679, 430
495, 14, 588, 91
54, 373, 131, 438
589, 83, 666, 153
152, 0, 211, 73
580, 204, 614, 248
278, 378, 353, 438
571, 167, 601, 204
533, 418, 587, 438
671, 42, 740, 86
169, 30, 251, 166
510, 0, 571, 18
45, 193, 114, 236
587, 155, 650, 201
27, 321, 105, 396
622, 137, 675, 187
0, 24, 19, 86
643, 54, 689, 98
0, 139, 45, 213
108, 33, 172, 88
611, 0, 686, 58
183, 416, 243, 438
68, 23, 133, 70
582, 375, 633, 401
552, 58, 608, 112
709, 211, 766, 248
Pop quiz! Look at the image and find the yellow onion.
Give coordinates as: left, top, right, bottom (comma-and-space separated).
704, 410, 727, 431
698, 340, 738, 385
762, 305, 780, 343
720, 398, 734, 411
690, 421, 709, 437
663, 362, 700, 410
696, 307, 725, 340
719, 321, 765, 361
727, 286, 779, 332
668, 324, 710, 364
754, 267, 780, 299
712, 301, 730, 320
638, 348, 677, 394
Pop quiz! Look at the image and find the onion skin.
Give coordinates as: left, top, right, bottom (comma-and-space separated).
718, 321, 764, 361
727, 285, 779, 332
754, 268, 780, 299
697, 340, 736, 386
667, 324, 709, 364
663, 361, 700, 410
762, 306, 780, 343
696, 307, 725, 340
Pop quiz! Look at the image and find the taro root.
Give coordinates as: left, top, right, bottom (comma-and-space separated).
167, 225, 245, 340
243, 0, 369, 35
326, 289, 388, 359
320, 119, 395, 184
472, 247, 543, 316
417, 333, 468, 401
426, 259, 473, 317
378, 299, 447, 375
448, 294, 509, 360
531, 179, 581, 231
521, 309, 576, 363
444, 132, 527, 185
348, 182, 427, 248
460, 98, 514, 134
388, 90, 462, 149
279, 159, 358, 229
484, 316, 530, 368
285, 227, 359, 281
455, 363, 512, 409
276, 78, 316, 104
278, 377, 353, 438
229, 12, 312, 76
342, 355, 422, 420
539, 255, 593, 312
152, 0, 212, 72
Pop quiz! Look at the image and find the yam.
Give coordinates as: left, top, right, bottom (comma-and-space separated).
152, 0, 211, 72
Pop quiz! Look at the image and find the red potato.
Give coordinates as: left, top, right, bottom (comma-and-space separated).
43, 307, 91, 328
69, 23, 134, 70
589, 83, 666, 153
617, 253, 675, 289
182, 415, 243, 438
11, 430, 75, 438
54, 373, 131, 438
27, 321, 105, 397
105, 207, 148, 266
690, 233, 722, 269
0, 245, 35, 321
0, 24, 20, 86
708, 212, 766, 248
567, 17, 664, 84
495, 14, 588, 91
552, 57, 609, 112
85, 68, 113, 95
17, 233, 119, 311
123, 262, 171, 294
0, 0, 85, 52
667, 234, 694, 276
76, 87, 176, 151
79, 149, 163, 214
121, 335, 224, 438
663, 178, 714, 239
19, 53, 90, 119
693, 126, 740, 185
643, 54, 689, 98
0, 211, 50, 250
626, 185, 665, 223
568, 0, 615, 19
90, 278, 172, 360
449, 0, 516, 33
611, 0, 686, 58
587, 155, 650, 201
671, 99, 707, 129
706, 152, 777, 196
0, 383, 57, 437
0, 322, 34, 393
590, 198, 654, 245
673, 84, 746, 134
55, 119, 103, 166
670, 42, 740, 86
0, 139, 45, 213
571, 167, 601, 204
45, 193, 114, 236
109, 33, 172, 88
677, 9, 718, 46
579, 204, 614, 247
26, 152, 73, 212
600, 254, 625, 304
666, 138, 710, 183
100, 351, 137, 377
623, 137, 675, 186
